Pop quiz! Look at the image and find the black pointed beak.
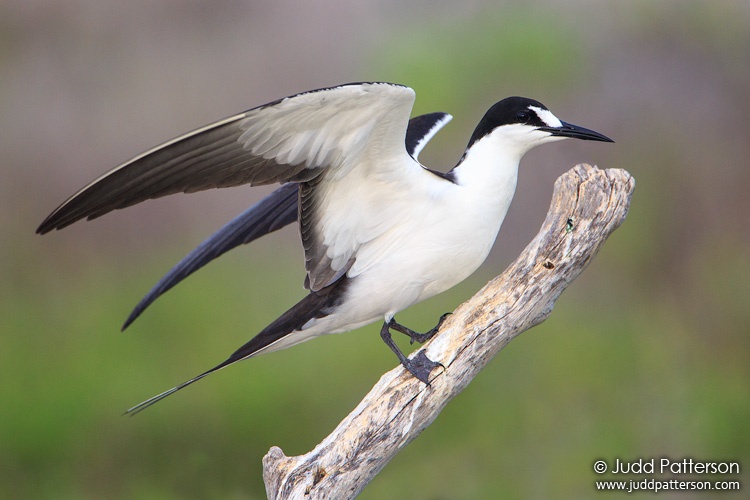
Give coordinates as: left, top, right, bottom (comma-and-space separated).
541, 121, 614, 143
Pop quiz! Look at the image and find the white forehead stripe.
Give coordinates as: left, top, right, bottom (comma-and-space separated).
530, 106, 563, 128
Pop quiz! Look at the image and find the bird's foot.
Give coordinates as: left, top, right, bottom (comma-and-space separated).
403, 350, 444, 385
380, 317, 447, 385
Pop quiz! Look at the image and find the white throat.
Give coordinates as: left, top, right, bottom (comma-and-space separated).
453, 124, 564, 190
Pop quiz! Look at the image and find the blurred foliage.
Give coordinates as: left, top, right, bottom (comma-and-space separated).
370, 6, 584, 114
3, 1, 749, 499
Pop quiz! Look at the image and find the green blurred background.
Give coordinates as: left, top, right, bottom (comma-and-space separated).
2, 1, 748, 498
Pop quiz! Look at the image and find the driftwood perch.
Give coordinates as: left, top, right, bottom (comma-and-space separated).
263, 164, 635, 499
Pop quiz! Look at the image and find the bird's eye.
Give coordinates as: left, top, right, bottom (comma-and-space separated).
516, 111, 529, 122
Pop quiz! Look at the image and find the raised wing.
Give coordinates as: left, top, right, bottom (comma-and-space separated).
36, 82, 416, 234
122, 112, 453, 329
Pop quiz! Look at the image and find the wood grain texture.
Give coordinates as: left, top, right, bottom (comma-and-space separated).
263, 164, 635, 499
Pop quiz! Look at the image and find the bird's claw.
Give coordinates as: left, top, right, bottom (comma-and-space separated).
404, 350, 444, 385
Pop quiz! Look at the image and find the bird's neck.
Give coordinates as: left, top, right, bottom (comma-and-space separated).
451, 133, 527, 196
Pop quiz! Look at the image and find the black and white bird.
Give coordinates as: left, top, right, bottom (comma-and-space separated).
37, 82, 613, 414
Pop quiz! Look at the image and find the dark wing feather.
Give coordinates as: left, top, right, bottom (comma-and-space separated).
36, 114, 307, 233
121, 183, 299, 330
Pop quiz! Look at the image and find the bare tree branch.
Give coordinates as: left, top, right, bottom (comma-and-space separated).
263, 164, 635, 499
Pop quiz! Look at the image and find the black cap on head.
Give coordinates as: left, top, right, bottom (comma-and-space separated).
467, 97, 550, 148
467, 96, 613, 147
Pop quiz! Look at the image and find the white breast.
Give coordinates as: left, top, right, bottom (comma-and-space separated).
302, 126, 525, 334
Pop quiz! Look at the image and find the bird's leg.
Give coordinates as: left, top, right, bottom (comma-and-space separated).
389, 313, 452, 344
379, 316, 447, 384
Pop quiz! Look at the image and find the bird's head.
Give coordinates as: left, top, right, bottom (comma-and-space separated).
466, 96, 613, 158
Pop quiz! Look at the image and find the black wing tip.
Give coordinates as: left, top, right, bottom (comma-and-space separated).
36, 218, 59, 235
122, 294, 156, 331
37, 211, 93, 234
121, 312, 139, 331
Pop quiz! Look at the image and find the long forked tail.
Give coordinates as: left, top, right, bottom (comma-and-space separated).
124, 278, 350, 415
124, 367, 221, 416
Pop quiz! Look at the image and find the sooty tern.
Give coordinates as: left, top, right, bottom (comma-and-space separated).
37, 82, 613, 414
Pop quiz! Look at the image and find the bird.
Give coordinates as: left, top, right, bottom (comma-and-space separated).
37, 82, 613, 414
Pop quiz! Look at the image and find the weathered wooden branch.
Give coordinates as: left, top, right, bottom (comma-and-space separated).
263, 164, 635, 499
